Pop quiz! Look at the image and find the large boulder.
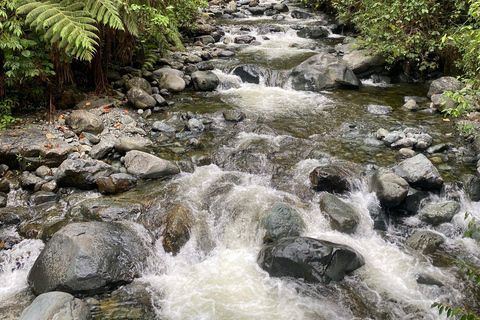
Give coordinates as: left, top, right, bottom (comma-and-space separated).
309, 160, 360, 193
371, 168, 409, 208
418, 201, 461, 225
124, 150, 179, 179
319, 193, 360, 234
125, 77, 152, 94
290, 53, 360, 91
392, 154, 443, 190
427, 76, 465, 97
66, 110, 104, 135
258, 237, 364, 284
126, 87, 157, 109
18, 292, 90, 320
406, 230, 444, 255
54, 159, 114, 189
341, 50, 385, 76
28, 222, 150, 295
191, 71, 220, 91
261, 203, 305, 242
96, 173, 137, 195
162, 205, 194, 255
158, 73, 186, 92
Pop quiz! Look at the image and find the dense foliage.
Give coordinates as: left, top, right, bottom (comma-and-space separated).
0, 0, 207, 128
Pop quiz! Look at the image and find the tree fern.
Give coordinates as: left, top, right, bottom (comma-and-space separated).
84, 0, 123, 30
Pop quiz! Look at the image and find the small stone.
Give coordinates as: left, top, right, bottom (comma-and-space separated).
402, 99, 418, 111
398, 148, 416, 158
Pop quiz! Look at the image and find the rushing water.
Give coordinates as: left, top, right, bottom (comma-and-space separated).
2, 1, 480, 319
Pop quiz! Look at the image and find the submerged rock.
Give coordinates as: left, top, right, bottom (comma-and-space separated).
370, 168, 409, 208
162, 205, 194, 255
262, 203, 305, 242
319, 193, 360, 234
28, 221, 150, 295
393, 154, 443, 190
258, 237, 364, 284
18, 291, 90, 320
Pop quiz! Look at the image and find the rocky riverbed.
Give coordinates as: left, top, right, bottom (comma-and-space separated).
2, 0, 480, 319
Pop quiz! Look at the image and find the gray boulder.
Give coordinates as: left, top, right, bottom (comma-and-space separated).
124, 150, 179, 179
158, 73, 186, 92
262, 203, 305, 242
191, 71, 220, 91
96, 173, 137, 195
28, 221, 150, 295
290, 53, 360, 91
319, 193, 360, 234
310, 160, 360, 193
126, 87, 156, 109
393, 154, 443, 190
153, 67, 184, 78
431, 93, 457, 112
18, 291, 90, 320
125, 77, 152, 94
341, 50, 385, 76
66, 110, 104, 135
418, 201, 461, 225
462, 174, 480, 202
162, 205, 194, 255
114, 136, 153, 153
371, 168, 409, 208
406, 230, 444, 255
428, 76, 465, 97
89, 134, 115, 159
258, 237, 364, 284
297, 26, 329, 39
54, 159, 114, 189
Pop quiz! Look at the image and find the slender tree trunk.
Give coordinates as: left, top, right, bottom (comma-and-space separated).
93, 26, 109, 94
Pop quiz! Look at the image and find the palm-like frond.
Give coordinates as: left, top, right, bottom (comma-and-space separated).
84, 0, 124, 30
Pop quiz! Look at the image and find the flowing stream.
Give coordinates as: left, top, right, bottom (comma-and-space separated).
2, 1, 480, 319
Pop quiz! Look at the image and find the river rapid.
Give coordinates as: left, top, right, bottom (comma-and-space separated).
2, 1, 480, 319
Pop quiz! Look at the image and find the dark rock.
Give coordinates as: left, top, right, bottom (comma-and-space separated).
341, 50, 385, 76
96, 173, 137, 195
297, 26, 329, 39
247, 6, 266, 15
367, 202, 388, 231
290, 53, 360, 91
262, 203, 305, 242
191, 71, 220, 91
431, 93, 457, 112
232, 65, 261, 84
371, 168, 409, 208
319, 193, 360, 234
18, 291, 90, 320
273, 3, 288, 12
19, 171, 44, 190
234, 35, 257, 44
28, 191, 57, 206
367, 104, 392, 115
427, 76, 465, 97
54, 159, 114, 189
126, 87, 156, 109
258, 237, 364, 284
0, 192, 6, 207
0, 164, 8, 177
291, 10, 312, 19
393, 154, 443, 190
0, 207, 24, 226
406, 230, 444, 254
397, 188, 430, 215
152, 94, 167, 106
0, 177, 10, 193
125, 77, 152, 94
426, 143, 453, 154
416, 273, 444, 287
418, 201, 460, 225
124, 150, 179, 179
462, 174, 480, 201
28, 221, 150, 295
223, 110, 246, 122
66, 110, 104, 135
309, 160, 360, 193
196, 61, 215, 71
162, 205, 194, 255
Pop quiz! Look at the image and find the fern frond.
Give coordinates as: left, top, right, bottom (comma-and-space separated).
84, 0, 124, 30
17, 0, 99, 61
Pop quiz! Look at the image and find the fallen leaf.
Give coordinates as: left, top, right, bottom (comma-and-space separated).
442, 118, 450, 122
0, 240, 4, 249
114, 124, 122, 128
79, 135, 84, 140
123, 110, 129, 114
86, 102, 91, 106
103, 107, 110, 112
59, 114, 64, 119
44, 144, 53, 149
45, 133, 55, 139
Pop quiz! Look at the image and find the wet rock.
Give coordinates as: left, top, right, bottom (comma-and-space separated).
416, 273, 444, 287
291, 53, 360, 91
68, 197, 143, 222
162, 205, 194, 255
393, 154, 443, 190
319, 193, 360, 234
18, 291, 90, 320
461, 174, 480, 201
258, 237, 364, 284
28, 221, 150, 295
186, 118, 205, 132
262, 203, 305, 242
191, 71, 220, 91
397, 188, 430, 215
96, 173, 137, 195
402, 99, 418, 111
415, 134, 433, 150
371, 168, 409, 208
232, 65, 261, 84
217, 50, 235, 57
152, 93, 166, 106
196, 61, 215, 71
19, 171, 44, 190
0, 164, 8, 177
66, 110, 104, 135
309, 160, 359, 193
382, 131, 404, 145
89, 134, 116, 159
367, 104, 392, 115
184, 53, 202, 64
158, 73, 186, 92
234, 35, 257, 44
341, 50, 385, 76
223, 110, 246, 122
427, 76, 465, 97
426, 143, 453, 154
0, 177, 11, 193
398, 148, 416, 158
273, 3, 289, 12
291, 10, 312, 19
406, 230, 444, 254
152, 121, 176, 133
297, 26, 329, 39
0, 207, 24, 226
28, 191, 57, 206
247, 6, 266, 15
114, 136, 153, 153
0, 192, 6, 207
126, 87, 156, 109
125, 77, 152, 94
124, 150, 179, 179
391, 137, 416, 149
367, 202, 388, 231
418, 201, 460, 225
54, 159, 114, 189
